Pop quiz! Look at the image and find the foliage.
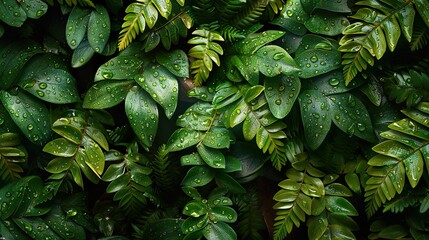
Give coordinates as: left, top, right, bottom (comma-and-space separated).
1, 0, 429, 239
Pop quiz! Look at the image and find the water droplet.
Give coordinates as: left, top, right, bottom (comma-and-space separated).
310, 56, 318, 63
329, 78, 339, 86
275, 99, 282, 105
39, 83, 47, 89
36, 10, 44, 17
36, 90, 45, 97
273, 52, 285, 60
27, 124, 33, 131
70, 39, 76, 46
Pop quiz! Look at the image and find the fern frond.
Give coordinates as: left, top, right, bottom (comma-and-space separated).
384, 70, 429, 108
215, 0, 247, 25
219, 25, 245, 42
143, 10, 193, 51
410, 17, 429, 51
188, 29, 224, 86
118, 0, 178, 50
365, 102, 429, 217
234, 189, 266, 240
383, 189, 422, 214
150, 144, 179, 201
339, 0, 425, 84
103, 142, 154, 218
0, 133, 26, 184
273, 153, 325, 240
231, 0, 269, 29
213, 82, 288, 171
191, 0, 217, 23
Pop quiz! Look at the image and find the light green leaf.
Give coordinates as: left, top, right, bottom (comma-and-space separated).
125, 86, 158, 149
325, 196, 358, 216
43, 138, 78, 157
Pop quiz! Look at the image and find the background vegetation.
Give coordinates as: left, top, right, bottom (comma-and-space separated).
0, 0, 429, 239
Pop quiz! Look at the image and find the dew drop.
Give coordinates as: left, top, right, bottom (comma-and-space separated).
329, 78, 339, 86
310, 56, 318, 63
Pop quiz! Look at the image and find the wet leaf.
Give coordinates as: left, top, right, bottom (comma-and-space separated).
95, 55, 144, 81
125, 86, 158, 149
197, 145, 225, 169
83, 80, 133, 109
305, 11, 349, 36
136, 64, 178, 118
66, 6, 91, 50
264, 74, 300, 119
20, 0, 48, 19
0, 0, 27, 27
166, 128, 202, 152
18, 54, 79, 104
71, 38, 95, 68
0, 90, 51, 145
156, 49, 189, 78
87, 4, 110, 53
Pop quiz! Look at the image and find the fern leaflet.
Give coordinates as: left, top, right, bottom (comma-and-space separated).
213, 82, 288, 170
0, 133, 26, 184
339, 0, 429, 84
365, 102, 429, 217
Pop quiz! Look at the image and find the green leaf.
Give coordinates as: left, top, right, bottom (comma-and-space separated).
202, 127, 232, 149
102, 163, 125, 181
271, 0, 308, 35
301, 0, 351, 13
135, 64, 178, 118
231, 30, 285, 55
20, 0, 48, 19
125, 86, 158, 149
18, 54, 79, 104
210, 205, 237, 223
87, 4, 110, 53
215, 173, 246, 194
202, 222, 237, 240
264, 74, 300, 119
143, 218, 184, 240
255, 45, 299, 77
106, 174, 130, 193
304, 11, 349, 36
95, 55, 145, 81
295, 35, 341, 78
329, 93, 376, 142
0, 90, 51, 145
197, 144, 225, 169
45, 157, 72, 174
182, 215, 209, 234
14, 217, 61, 239
166, 129, 202, 152
0, 0, 27, 27
45, 205, 86, 239
298, 90, 331, 150
83, 80, 133, 109
71, 38, 95, 68
66, 6, 91, 49
0, 40, 42, 89
182, 166, 215, 187
326, 196, 358, 216
183, 200, 208, 217
156, 50, 189, 78
43, 138, 78, 157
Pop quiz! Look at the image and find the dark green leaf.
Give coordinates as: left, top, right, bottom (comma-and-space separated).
20, 0, 48, 19
255, 45, 299, 77
66, 6, 91, 49
95, 55, 144, 81
325, 196, 358, 216
83, 80, 133, 109
182, 166, 215, 187
0, 0, 27, 27
183, 200, 207, 217
136, 64, 178, 118
87, 4, 110, 53
156, 50, 189, 78
264, 74, 300, 119
305, 11, 349, 36
125, 86, 158, 149
166, 129, 202, 152
0, 90, 51, 145
71, 38, 95, 68
197, 144, 225, 169
202, 222, 237, 240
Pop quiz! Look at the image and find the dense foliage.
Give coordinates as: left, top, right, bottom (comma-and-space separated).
0, 0, 429, 239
